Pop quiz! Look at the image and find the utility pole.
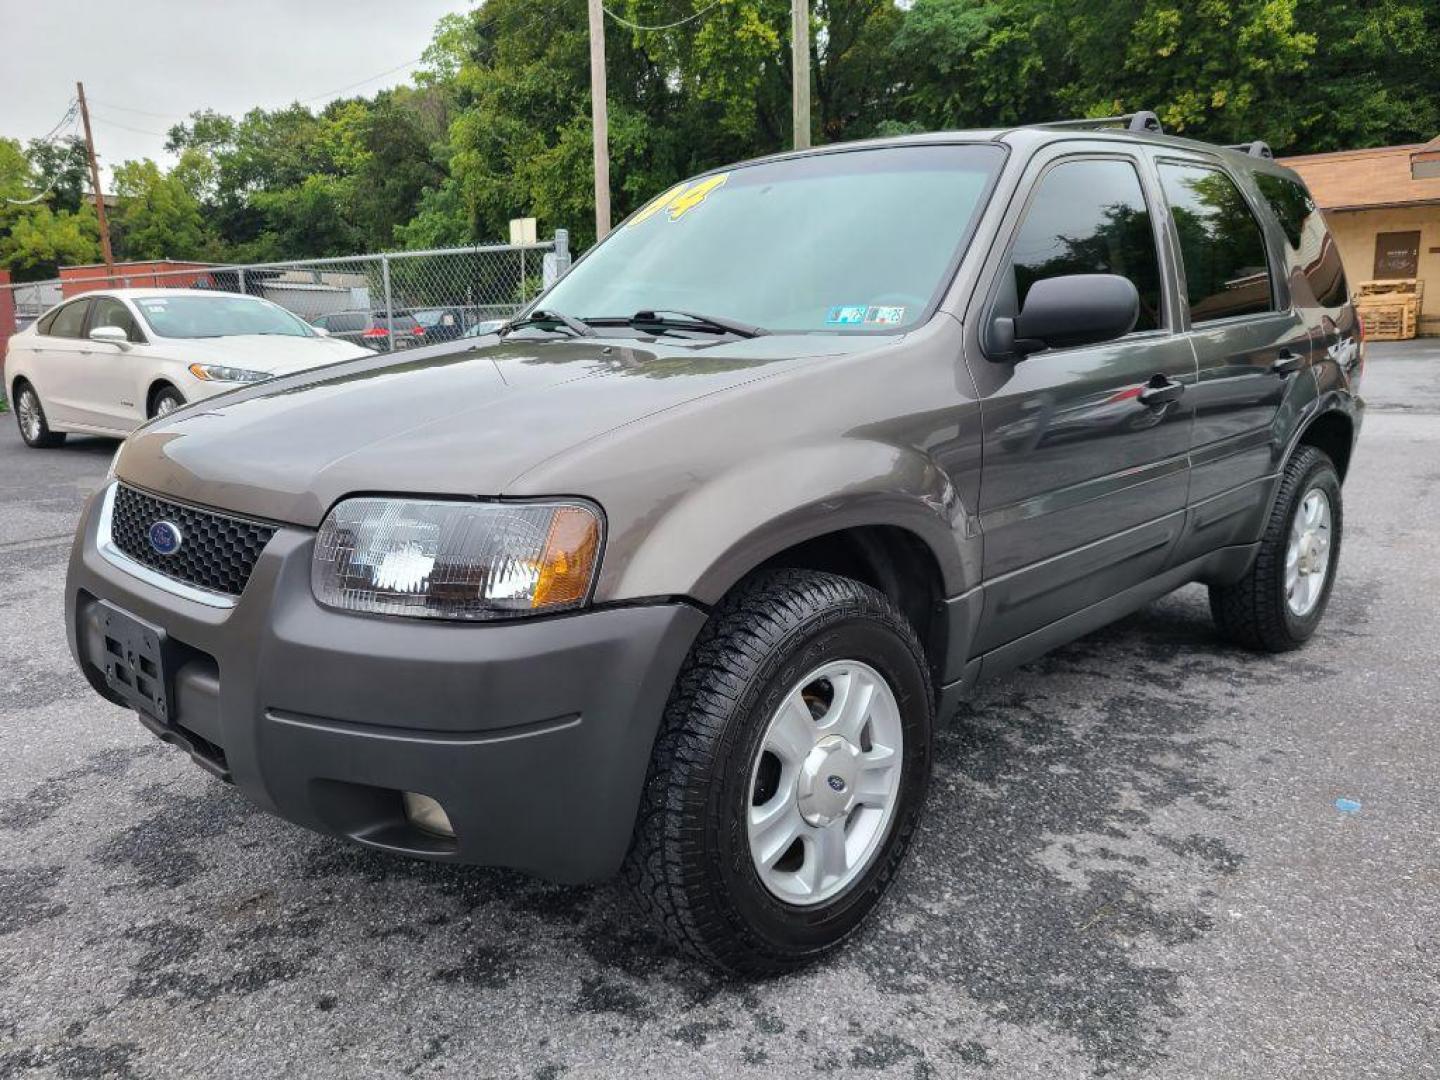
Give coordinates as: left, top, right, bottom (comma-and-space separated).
791, 0, 810, 149
75, 81, 116, 278
587, 0, 611, 239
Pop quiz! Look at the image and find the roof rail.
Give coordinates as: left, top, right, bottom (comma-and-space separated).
1043, 110, 1164, 135
1226, 140, 1274, 159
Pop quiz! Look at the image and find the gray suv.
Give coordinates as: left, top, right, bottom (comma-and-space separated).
66, 114, 1363, 974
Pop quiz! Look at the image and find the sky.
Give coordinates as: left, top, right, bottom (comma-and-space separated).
0, 0, 468, 188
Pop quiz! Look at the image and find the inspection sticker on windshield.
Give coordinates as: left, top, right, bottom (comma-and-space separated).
826, 305, 868, 325
865, 306, 905, 325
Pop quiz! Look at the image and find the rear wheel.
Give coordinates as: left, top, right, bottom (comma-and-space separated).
1210, 445, 1342, 651
13, 383, 65, 448
149, 386, 185, 419
624, 569, 933, 974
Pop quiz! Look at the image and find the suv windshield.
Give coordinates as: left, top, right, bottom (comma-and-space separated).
133, 295, 315, 339
543, 144, 1003, 333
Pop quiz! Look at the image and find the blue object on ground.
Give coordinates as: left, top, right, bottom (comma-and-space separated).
1335, 798, 1362, 814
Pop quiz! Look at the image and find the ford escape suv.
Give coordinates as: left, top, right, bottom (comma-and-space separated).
66, 113, 1363, 974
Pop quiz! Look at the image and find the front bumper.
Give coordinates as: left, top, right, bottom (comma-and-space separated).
66, 484, 706, 883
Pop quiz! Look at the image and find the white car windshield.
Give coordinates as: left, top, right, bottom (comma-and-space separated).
133, 295, 315, 339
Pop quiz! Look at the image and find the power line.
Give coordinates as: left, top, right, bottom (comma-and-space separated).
601, 0, 722, 32
6, 103, 81, 205
298, 57, 426, 104
90, 112, 173, 138
31, 101, 80, 146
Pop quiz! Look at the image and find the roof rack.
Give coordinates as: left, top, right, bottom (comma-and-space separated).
1226, 140, 1274, 159
1044, 110, 1164, 135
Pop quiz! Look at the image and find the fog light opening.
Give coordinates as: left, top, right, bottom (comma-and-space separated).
402, 791, 456, 838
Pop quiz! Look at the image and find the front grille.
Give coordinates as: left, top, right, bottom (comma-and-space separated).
110, 484, 276, 597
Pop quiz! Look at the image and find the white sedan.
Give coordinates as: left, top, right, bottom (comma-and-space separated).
6, 288, 371, 448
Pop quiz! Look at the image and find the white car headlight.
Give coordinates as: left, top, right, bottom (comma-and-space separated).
187, 363, 271, 384
312, 497, 603, 620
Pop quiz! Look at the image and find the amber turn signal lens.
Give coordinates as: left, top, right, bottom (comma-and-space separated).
532, 506, 602, 610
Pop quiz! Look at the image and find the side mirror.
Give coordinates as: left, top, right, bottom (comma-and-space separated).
88, 325, 130, 347
991, 273, 1140, 360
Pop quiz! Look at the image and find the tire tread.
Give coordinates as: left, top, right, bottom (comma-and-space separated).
1210, 445, 1339, 652
622, 568, 930, 974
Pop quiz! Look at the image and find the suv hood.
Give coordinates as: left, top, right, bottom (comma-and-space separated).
174, 333, 371, 373
116, 334, 878, 526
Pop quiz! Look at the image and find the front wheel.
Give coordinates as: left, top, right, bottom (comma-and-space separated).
624, 569, 933, 975
150, 386, 185, 419
1210, 445, 1343, 651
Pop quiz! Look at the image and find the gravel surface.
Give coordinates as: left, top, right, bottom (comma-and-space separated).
1, 343, 1437, 1079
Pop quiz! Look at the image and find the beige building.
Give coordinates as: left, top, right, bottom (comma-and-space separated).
1281, 138, 1440, 336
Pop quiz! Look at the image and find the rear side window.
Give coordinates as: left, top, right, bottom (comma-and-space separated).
1254, 173, 1349, 309
1005, 158, 1164, 332
1158, 162, 1275, 323
46, 299, 91, 338
90, 297, 145, 343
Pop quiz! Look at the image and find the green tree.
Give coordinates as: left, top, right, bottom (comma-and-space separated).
110, 158, 212, 261
24, 137, 90, 213
0, 137, 101, 279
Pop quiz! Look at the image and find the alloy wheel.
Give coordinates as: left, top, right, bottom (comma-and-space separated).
1286, 487, 1332, 617
746, 660, 903, 906
17, 389, 42, 442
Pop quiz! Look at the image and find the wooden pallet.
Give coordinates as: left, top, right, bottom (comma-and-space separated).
1357, 300, 1420, 341
1356, 278, 1423, 300
1356, 279, 1423, 341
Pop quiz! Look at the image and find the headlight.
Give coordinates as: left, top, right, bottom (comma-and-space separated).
312, 497, 603, 620
187, 363, 271, 384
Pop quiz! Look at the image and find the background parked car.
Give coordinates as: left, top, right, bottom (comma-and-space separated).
462, 317, 509, 338
408, 307, 471, 345
7, 288, 371, 447
310, 310, 426, 351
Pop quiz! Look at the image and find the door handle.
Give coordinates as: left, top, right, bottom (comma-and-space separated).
1272, 350, 1303, 376
1138, 375, 1185, 407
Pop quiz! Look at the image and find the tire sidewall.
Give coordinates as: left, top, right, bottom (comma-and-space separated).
705, 608, 932, 961
1277, 454, 1343, 642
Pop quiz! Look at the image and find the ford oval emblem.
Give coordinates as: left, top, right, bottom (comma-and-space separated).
148, 520, 183, 557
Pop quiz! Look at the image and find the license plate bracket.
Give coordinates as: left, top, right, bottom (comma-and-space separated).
97, 601, 172, 725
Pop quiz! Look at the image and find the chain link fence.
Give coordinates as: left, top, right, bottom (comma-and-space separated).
1, 233, 571, 372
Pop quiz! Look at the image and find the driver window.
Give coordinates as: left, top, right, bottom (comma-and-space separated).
90, 297, 144, 343
996, 158, 1164, 338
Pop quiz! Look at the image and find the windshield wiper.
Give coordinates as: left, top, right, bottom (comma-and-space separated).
499, 308, 596, 338
625, 309, 766, 339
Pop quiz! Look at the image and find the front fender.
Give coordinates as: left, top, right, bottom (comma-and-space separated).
607, 439, 977, 606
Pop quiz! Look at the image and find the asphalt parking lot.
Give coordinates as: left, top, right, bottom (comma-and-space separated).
2, 343, 1437, 1079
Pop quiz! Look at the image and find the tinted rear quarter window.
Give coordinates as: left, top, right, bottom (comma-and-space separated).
1254, 173, 1349, 309
1158, 162, 1275, 323
1004, 157, 1165, 333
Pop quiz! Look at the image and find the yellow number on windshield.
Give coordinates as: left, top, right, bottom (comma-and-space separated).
628, 173, 729, 228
